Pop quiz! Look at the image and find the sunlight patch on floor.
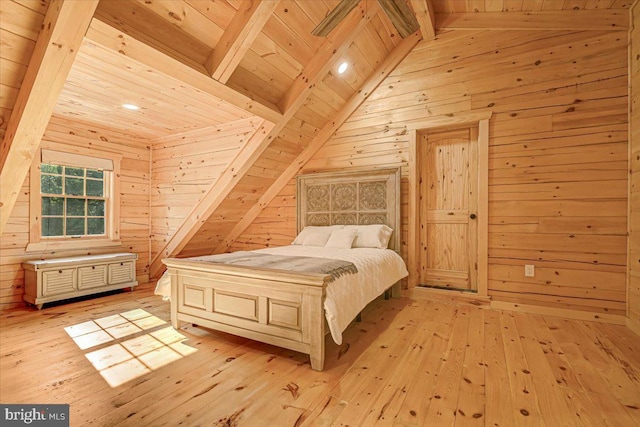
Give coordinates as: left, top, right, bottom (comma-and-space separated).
64, 309, 197, 387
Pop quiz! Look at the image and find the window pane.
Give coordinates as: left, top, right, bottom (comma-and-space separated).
87, 199, 105, 216
87, 218, 105, 235
87, 169, 103, 179
41, 174, 62, 194
66, 167, 84, 177
66, 218, 85, 236
42, 217, 63, 237
42, 197, 63, 216
65, 177, 84, 196
66, 198, 86, 216
41, 164, 62, 174
86, 179, 104, 197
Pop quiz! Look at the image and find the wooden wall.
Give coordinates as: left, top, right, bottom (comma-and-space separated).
629, 0, 640, 335
0, 0, 47, 142
0, 3, 632, 323
149, 117, 262, 261
0, 116, 151, 310
234, 28, 629, 320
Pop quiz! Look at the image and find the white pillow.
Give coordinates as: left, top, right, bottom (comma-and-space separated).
324, 228, 357, 249
345, 224, 393, 249
292, 225, 343, 246
297, 231, 330, 247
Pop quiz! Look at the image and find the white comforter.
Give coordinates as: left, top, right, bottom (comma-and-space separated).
155, 245, 408, 345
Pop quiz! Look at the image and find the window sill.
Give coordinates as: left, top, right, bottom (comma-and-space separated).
25, 239, 122, 253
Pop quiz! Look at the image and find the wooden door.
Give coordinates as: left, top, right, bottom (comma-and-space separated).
418, 127, 478, 291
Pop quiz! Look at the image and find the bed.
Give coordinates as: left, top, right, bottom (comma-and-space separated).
156, 168, 408, 371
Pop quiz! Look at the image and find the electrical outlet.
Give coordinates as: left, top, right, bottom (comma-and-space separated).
525, 264, 535, 277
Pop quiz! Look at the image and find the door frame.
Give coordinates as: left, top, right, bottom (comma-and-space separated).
407, 111, 491, 296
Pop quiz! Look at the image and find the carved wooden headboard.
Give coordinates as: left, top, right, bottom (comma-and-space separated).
296, 168, 401, 252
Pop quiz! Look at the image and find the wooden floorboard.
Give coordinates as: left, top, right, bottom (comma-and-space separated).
0, 287, 639, 426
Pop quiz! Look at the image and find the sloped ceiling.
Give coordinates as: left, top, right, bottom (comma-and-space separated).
0, 0, 630, 278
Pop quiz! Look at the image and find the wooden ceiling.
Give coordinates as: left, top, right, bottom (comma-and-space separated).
3, 0, 630, 141
0, 0, 631, 266
63, 0, 414, 139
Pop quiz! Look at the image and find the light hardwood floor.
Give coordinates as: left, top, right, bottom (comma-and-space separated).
0, 286, 639, 426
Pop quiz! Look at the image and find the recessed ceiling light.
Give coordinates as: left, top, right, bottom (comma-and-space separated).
122, 104, 140, 110
338, 62, 348, 74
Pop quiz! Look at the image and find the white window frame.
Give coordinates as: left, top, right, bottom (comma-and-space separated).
27, 142, 122, 252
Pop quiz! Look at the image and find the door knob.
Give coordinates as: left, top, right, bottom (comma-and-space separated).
470, 213, 477, 219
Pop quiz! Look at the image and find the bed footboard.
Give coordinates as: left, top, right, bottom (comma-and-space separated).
165, 261, 327, 371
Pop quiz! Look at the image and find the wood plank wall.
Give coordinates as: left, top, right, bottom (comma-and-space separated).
0, 0, 47, 142
0, 116, 151, 310
177, 119, 320, 258
149, 117, 262, 261
233, 29, 629, 319
629, 0, 640, 335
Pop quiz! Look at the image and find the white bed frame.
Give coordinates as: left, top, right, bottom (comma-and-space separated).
163, 168, 401, 371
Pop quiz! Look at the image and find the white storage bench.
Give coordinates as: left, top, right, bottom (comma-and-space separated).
22, 252, 138, 309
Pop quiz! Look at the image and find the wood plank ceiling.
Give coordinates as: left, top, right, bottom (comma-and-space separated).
0, 0, 630, 278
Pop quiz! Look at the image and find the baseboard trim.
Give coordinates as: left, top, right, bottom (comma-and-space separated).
408, 286, 491, 308
407, 287, 628, 325
627, 316, 640, 336
490, 301, 626, 325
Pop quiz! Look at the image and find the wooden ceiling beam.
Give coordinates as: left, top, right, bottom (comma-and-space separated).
410, 0, 436, 40
0, 0, 99, 234
312, 0, 360, 37
205, 0, 281, 83
216, 30, 423, 253
437, 10, 629, 31
86, 19, 284, 124
278, 1, 380, 114
378, 0, 421, 38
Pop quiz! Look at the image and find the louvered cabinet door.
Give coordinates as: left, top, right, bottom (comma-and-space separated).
42, 269, 76, 296
108, 261, 135, 285
78, 265, 108, 289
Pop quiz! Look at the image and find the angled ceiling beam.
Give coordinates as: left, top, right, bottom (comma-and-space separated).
0, 0, 99, 234
278, 1, 380, 114
436, 10, 628, 31
149, 119, 275, 278
216, 30, 423, 252
410, 0, 436, 40
149, 1, 379, 278
312, 0, 360, 37
86, 18, 284, 124
205, 0, 281, 83
378, 0, 420, 38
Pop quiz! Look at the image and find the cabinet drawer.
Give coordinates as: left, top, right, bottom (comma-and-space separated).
42, 269, 76, 296
78, 265, 107, 289
108, 261, 134, 284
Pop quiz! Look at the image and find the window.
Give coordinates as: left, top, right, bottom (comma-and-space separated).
28, 144, 121, 251
41, 164, 107, 237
